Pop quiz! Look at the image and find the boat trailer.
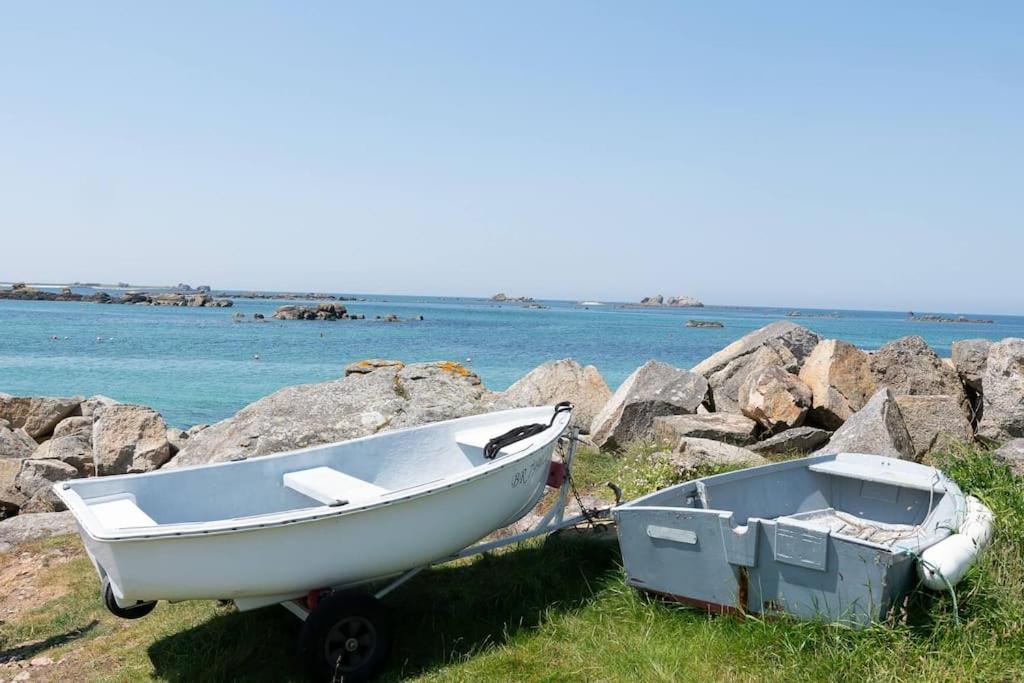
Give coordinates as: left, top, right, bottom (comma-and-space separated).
277, 427, 617, 681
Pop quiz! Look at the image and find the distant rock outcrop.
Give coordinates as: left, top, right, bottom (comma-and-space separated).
640, 295, 703, 307
273, 303, 349, 321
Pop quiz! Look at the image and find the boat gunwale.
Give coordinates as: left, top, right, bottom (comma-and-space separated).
54, 407, 570, 544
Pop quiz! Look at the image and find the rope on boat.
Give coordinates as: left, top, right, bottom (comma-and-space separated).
483, 402, 573, 460
907, 549, 961, 627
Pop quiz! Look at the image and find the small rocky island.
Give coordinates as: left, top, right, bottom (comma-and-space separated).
490, 293, 535, 303
273, 304, 359, 320
787, 310, 841, 319
686, 320, 724, 328
271, 304, 422, 322
908, 313, 995, 325
223, 291, 365, 302
0, 283, 233, 307
638, 294, 704, 307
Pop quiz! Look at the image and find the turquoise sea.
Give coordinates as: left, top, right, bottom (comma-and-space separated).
2, 292, 1022, 428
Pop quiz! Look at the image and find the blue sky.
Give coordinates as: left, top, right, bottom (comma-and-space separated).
1, 2, 1021, 312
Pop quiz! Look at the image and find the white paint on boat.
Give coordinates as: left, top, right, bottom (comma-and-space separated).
55, 406, 570, 606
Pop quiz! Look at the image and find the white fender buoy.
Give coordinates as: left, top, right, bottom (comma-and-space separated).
918, 496, 994, 590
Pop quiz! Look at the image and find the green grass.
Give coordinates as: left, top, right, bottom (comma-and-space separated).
1, 445, 1022, 681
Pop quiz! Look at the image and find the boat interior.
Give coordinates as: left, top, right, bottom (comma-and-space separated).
628, 453, 958, 549
59, 407, 567, 534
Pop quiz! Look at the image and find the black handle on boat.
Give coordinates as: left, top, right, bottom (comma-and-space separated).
483, 402, 574, 460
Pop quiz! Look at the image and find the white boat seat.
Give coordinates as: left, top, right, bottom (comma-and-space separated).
808, 460, 947, 492
89, 496, 158, 530
283, 467, 388, 507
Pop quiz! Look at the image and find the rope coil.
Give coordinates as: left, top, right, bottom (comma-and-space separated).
483, 402, 573, 460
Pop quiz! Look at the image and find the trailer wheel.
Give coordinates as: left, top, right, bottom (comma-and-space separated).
101, 577, 156, 620
298, 592, 390, 682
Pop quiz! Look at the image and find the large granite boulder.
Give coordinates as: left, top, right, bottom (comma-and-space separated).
166, 427, 189, 456
652, 413, 759, 446
52, 416, 94, 440
993, 439, 1024, 477
32, 434, 93, 475
590, 361, 709, 450
493, 359, 611, 431
895, 395, 973, 459
868, 336, 966, 400
170, 361, 488, 468
15, 459, 79, 512
344, 359, 405, 376
0, 511, 77, 553
798, 340, 877, 429
738, 366, 812, 433
0, 459, 27, 516
657, 437, 767, 474
93, 404, 172, 475
0, 424, 37, 459
80, 395, 119, 419
692, 322, 820, 413
816, 387, 915, 459
0, 395, 82, 440
951, 339, 991, 393
749, 426, 832, 455
977, 339, 1024, 442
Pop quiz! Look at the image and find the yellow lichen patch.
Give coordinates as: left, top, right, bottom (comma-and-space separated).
436, 360, 471, 377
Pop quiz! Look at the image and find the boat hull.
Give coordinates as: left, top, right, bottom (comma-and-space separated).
71, 420, 560, 605
613, 453, 964, 626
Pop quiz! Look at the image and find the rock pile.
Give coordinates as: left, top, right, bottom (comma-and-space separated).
4, 323, 1023, 526
273, 303, 350, 320
0, 394, 174, 515
583, 322, 1024, 478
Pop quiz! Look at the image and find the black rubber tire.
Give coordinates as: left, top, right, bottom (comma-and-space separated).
101, 577, 156, 620
298, 592, 391, 683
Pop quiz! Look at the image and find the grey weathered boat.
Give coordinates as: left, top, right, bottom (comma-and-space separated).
613, 453, 988, 626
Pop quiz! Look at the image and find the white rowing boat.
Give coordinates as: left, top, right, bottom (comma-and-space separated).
55, 405, 572, 613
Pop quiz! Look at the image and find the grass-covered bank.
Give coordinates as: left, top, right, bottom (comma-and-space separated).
1, 446, 1022, 682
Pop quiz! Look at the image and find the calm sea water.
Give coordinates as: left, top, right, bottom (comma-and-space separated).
2, 292, 1021, 428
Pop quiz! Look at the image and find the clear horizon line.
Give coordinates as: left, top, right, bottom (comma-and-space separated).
3, 280, 1021, 318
